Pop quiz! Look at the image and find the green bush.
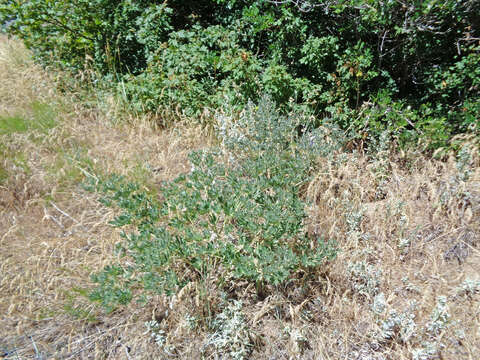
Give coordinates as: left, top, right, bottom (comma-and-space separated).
424, 44, 480, 134
87, 97, 337, 310
1, 0, 172, 73
337, 90, 453, 149
2, 0, 478, 147
122, 24, 261, 117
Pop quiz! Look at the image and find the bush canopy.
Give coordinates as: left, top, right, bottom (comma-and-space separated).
2, 0, 479, 146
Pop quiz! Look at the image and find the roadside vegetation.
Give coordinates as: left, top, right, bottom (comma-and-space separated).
0, 1, 479, 359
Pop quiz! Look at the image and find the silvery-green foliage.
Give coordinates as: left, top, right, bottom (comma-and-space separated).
427, 296, 450, 335
411, 342, 438, 360
341, 196, 365, 243
455, 145, 473, 182
439, 145, 474, 208
184, 314, 198, 331
205, 301, 252, 360
348, 261, 382, 297
145, 320, 175, 353
377, 304, 417, 343
88, 97, 337, 309
371, 292, 386, 315
397, 237, 411, 254
284, 325, 309, 354
345, 206, 364, 235
456, 278, 480, 296
217, 95, 345, 162
367, 130, 392, 200
401, 277, 421, 294
217, 96, 300, 157
297, 121, 346, 159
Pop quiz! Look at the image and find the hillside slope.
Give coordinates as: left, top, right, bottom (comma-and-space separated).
1, 36, 479, 360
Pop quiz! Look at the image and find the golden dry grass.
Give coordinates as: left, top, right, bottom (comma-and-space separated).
0, 36, 211, 359
299, 147, 480, 359
1, 35, 479, 359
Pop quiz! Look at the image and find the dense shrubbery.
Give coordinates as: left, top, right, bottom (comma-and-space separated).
1, 0, 478, 147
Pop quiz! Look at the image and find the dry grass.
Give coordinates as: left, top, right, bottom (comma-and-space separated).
1, 35, 479, 359
0, 36, 211, 359
299, 147, 480, 359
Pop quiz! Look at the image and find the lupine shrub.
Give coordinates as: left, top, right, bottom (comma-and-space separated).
86, 97, 337, 310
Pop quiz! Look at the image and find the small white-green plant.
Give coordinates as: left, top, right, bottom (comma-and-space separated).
455, 145, 473, 182
371, 292, 387, 315
397, 237, 411, 256
205, 301, 252, 360
345, 207, 364, 235
283, 325, 309, 354
456, 277, 480, 296
438, 145, 474, 209
183, 313, 198, 331
411, 342, 438, 360
427, 296, 450, 335
348, 260, 382, 297
341, 192, 364, 234
144, 320, 175, 354
377, 308, 417, 343
374, 300, 418, 344
367, 130, 392, 200
401, 276, 421, 294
